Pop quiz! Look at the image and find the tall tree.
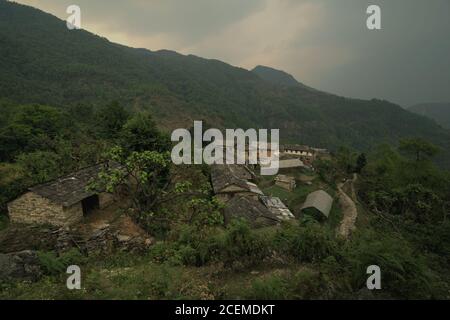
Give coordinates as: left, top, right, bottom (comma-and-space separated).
399, 138, 440, 162
95, 101, 129, 139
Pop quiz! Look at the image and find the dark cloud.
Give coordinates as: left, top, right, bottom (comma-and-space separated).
14, 0, 450, 106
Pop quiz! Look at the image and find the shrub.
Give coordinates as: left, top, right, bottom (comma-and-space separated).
274, 221, 338, 263
37, 249, 86, 275
246, 275, 289, 300
221, 219, 270, 268
342, 231, 444, 299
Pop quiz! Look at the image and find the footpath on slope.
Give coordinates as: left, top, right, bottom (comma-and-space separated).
337, 173, 358, 238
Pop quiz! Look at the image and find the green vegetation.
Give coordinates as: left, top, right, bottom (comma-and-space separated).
0, 0, 449, 301
1, 1, 450, 168
0, 97, 448, 300
409, 103, 450, 130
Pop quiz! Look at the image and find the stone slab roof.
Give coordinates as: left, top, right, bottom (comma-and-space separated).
210, 164, 258, 194
259, 195, 295, 221
224, 196, 281, 228
275, 175, 296, 183
279, 158, 305, 168
282, 144, 312, 152
29, 163, 119, 207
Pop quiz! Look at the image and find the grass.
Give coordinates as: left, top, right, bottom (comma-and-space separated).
1, 244, 319, 300
261, 173, 343, 231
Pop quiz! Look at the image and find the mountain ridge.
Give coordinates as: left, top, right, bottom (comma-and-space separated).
409, 103, 450, 130
1, 0, 449, 167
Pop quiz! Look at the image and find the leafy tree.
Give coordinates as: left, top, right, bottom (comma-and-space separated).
392, 184, 443, 223
335, 146, 357, 174
95, 101, 129, 139
399, 138, 440, 162
355, 153, 367, 173
119, 112, 170, 153
0, 104, 65, 161
16, 151, 61, 184
91, 146, 171, 215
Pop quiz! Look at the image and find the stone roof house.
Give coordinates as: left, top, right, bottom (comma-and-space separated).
210, 164, 262, 203
224, 195, 293, 228
300, 190, 334, 220
7, 164, 117, 227
274, 174, 296, 191
281, 144, 316, 164
259, 195, 295, 221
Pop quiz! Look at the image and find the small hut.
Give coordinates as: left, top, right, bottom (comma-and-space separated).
274, 175, 296, 191
7, 164, 117, 227
300, 190, 333, 220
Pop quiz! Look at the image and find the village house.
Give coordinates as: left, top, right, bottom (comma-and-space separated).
7, 164, 117, 227
224, 195, 294, 228
300, 190, 334, 221
259, 195, 295, 221
210, 164, 262, 203
281, 144, 316, 165
211, 164, 295, 228
216, 140, 279, 165
274, 175, 296, 191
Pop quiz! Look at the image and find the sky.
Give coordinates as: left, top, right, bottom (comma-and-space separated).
13, 0, 450, 107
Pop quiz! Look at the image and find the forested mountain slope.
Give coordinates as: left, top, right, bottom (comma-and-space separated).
409, 103, 450, 130
1, 0, 449, 166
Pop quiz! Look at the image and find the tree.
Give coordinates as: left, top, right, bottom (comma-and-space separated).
399, 138, 440, 162
355, 153, 367, 173
119, 112, 170, 153
91, 146, 171, 214
95, 101, 129, 139
0, 104, 65, 161
16, 151, 61, 184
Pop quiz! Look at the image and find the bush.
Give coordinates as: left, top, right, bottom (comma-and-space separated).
221, 219, 270, 268
167, 224, 225, 266
342, 231, 445, 299
246, 275, 289, 300
38, 249, 86, 275
274, 221, 338, 263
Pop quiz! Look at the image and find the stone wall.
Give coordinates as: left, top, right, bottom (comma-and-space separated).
8, 192, 83, 226
98, 192, 114, 209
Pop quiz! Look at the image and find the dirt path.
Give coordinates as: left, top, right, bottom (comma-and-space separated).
337, 174, 358, 238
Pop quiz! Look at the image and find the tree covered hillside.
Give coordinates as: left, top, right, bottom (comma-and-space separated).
409, 103, 450, 130
0, 0, 450, 167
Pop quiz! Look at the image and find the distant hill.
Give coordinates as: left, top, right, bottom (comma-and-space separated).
409, 103, 450, 129
1, 1, 450, 167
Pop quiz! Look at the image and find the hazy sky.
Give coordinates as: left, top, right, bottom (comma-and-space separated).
14, 0, 450, 107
